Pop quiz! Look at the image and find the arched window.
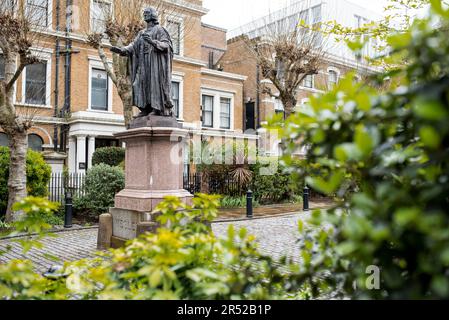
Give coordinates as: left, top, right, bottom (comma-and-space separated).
328, 70, 338, 88
28, 134, 43, 152
0, 133, 9, 147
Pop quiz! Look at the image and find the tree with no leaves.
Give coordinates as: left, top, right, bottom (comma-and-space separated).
86, 0, 193, 127
244, 11, 327, 118
0, 1, 47, 221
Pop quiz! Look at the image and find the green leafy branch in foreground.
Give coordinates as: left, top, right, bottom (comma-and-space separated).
1, 195, 310, 300
270, 2, 449, 299
0, 197, 61, 299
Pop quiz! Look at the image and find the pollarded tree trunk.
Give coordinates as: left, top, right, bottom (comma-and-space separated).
0, 53, 31, 222
96, 44, 134, 127
117, 78, 134, 128
5, 129, 27, 222
281, 94, 297, 118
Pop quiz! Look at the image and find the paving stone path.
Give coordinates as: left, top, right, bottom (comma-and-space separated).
0, 228, 99, 272
0, 213, 312, 273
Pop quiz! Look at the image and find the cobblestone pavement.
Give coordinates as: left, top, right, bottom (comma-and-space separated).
0, 228, 99, 272
212, 213, 310, 263
0, 213, 310, 272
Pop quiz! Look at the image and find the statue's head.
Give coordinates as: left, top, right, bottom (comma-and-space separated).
143, 7, 159, 23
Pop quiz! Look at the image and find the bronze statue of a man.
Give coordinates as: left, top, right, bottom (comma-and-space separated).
111, 7, 174, 118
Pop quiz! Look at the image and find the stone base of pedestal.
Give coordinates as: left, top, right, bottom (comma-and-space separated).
111, 236, 128, 249
97, 118, 193, 249
114, 189, 192, 212
109, 221, 161, 248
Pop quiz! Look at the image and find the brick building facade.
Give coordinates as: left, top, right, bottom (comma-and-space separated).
220, 0, 383, 156
0, 0, 254, 173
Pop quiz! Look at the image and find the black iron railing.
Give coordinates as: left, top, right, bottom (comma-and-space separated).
49, 171, 247, 203
183, 172, 202, 195
48, 172, 85, 203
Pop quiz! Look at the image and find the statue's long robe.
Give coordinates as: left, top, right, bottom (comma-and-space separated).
124, 24, 174, 116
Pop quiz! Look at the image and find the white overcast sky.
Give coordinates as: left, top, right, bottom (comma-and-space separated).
202, 0, 390, 30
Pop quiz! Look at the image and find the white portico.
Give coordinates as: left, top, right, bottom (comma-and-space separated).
68, 111, 126, 173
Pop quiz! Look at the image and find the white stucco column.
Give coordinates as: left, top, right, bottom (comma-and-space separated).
76, 135, 87, 173
87, 136, 96, 170
68, 136, 77, 173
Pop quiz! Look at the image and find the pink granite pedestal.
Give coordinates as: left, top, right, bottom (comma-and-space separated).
104, 117, 193, 248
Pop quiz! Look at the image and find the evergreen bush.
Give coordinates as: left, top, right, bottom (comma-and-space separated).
73, 164, 125, 218
0, 147, 52, 217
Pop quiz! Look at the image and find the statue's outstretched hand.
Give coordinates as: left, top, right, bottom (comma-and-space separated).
111, 46, 126, 56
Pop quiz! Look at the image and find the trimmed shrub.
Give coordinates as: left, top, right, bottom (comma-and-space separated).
74, 164, 125, 218
91, 147, 125, 167
0, 146, 52, 217
250, 162, 301, 205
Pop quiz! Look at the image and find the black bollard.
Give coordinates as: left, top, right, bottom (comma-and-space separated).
64, 191, 73, 228
246, 190, 253, 219
303, 186, 310, 212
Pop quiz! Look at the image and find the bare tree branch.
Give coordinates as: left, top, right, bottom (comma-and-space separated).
5, 57, 28, 93
240, 8, 327, 117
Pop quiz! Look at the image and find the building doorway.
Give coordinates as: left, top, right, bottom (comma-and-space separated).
245, 102, 255, 131
95, 138, 120, 149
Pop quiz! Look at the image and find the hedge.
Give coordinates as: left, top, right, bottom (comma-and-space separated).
92, 147, 125, 167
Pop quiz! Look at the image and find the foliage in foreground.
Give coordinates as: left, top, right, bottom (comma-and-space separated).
0, 147, 52, 218
272, 3, 449, 299
0, 195, 310, 300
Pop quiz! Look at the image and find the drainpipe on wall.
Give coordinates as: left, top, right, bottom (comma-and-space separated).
256, 63, 261, 129
54, 0, 61, 152
59, 0, 73, 154
64, 0, 72, 115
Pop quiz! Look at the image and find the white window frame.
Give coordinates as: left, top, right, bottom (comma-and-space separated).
25, 0, 53, 30
274, 97, 284, 112
200, 88, 235, 131
88, 57, 113, 113
303, 74, 314, 89
172, 73, 184, 121
90, 0, 113, 33
21, 48, 52, 108
201, 94, 214, 128
327, 67, 340, 88
219, 96, 232, 129
165, 14, 185, 57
